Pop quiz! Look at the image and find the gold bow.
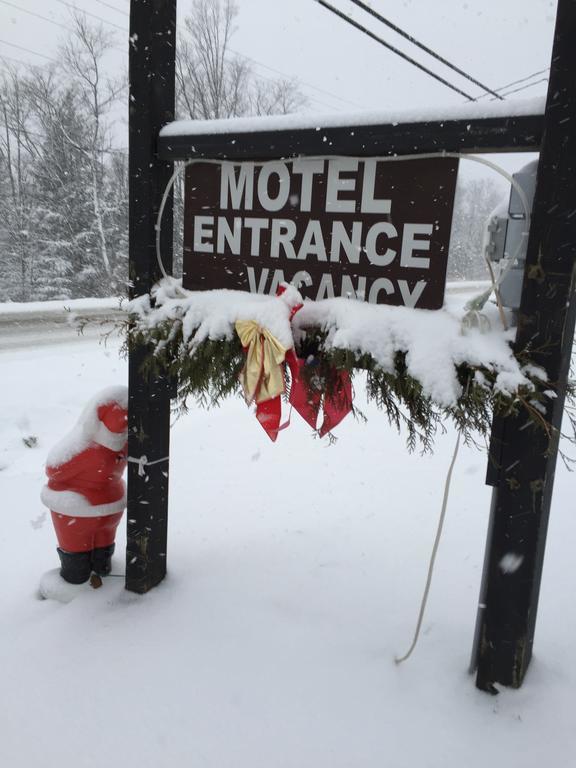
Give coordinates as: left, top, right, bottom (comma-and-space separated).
235, 320, 288, 404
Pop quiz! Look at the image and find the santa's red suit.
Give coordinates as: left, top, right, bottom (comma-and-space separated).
41, 386, 128, 584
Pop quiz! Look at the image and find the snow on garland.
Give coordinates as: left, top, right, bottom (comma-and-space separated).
126, 277, 553, 449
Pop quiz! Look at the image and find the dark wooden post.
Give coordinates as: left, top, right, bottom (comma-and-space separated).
475, 0, 576, 691
126, 0, 176, 593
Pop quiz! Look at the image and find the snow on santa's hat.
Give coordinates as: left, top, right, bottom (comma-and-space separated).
47, 385, 128, 467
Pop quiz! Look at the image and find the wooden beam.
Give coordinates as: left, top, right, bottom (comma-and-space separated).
474, 0, 576, 691
158, 113, 543, 161
126, 0, 176, 594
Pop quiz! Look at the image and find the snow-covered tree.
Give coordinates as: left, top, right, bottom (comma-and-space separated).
0, 13, 128, 301
0, 4, 307, 302
0, 65, 37, 301
62, 13, 127, 294
26, 74, 96, 298
449, 177, 506, 281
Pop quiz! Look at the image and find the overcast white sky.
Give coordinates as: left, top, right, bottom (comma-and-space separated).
0, 0, 557, 176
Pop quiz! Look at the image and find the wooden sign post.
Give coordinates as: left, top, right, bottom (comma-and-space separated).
473, 0, 576, 692
127, 0, 176, 593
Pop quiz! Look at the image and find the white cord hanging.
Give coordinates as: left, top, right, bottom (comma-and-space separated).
395, 430, 462, 664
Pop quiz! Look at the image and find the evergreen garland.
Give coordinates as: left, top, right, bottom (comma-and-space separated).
126, 311, 558, 451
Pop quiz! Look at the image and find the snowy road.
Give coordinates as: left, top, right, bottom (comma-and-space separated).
1, 332, 575, 768
0, 282, 489, 352
0, 298, 123, 351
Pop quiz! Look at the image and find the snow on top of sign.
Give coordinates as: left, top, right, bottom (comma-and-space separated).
131, 278, 303, 350
160, 96, 545, 139
294, 296, 526, 407
130, 278, 540, 409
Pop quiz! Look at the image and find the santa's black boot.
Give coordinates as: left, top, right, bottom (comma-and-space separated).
57, 548, 92, 584
91, 544, 115, 576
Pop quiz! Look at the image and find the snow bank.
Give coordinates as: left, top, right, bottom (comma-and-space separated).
0, 296, 123, 316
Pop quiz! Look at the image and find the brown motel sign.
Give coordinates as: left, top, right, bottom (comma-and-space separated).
183, 156, 459, 309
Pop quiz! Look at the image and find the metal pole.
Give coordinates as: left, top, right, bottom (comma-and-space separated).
475, 0, 576, 691
126, 0, 176, 593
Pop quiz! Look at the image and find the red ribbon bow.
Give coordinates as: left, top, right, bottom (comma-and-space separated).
239, 286, 353, 441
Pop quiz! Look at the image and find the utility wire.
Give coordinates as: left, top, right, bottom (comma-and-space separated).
0, 0, 127, 55
0, 38, 58, 62
0, 7, 329, 111
493, 67, 549, 93
313, 0, 476, 101
0, 0, 71, 31
241, 64, 340, 112
345, 0, 503, 100
87, 0, 363, 112
94, 0, 129, 17
0, 52, 35, 67
491, 77, 548, 101
474, 67, 550, 101
228, 46, 367, 110
54, 0, 127, 32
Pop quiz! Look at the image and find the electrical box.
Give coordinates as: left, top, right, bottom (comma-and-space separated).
484, 159, 538, 309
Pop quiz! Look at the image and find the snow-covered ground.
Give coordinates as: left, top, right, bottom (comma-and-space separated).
1, 329, 575, 768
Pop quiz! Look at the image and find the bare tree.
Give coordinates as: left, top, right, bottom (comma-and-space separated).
176, 0, 307, 120
250, 77, 307, 116
177, 0, 248, 119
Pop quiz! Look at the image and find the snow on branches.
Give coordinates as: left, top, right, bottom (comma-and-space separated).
127, 277, 553, 450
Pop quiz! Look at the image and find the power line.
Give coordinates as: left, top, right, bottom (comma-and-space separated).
493, 68, 550, 93
491, 77, 548, 101
313, 0, 476, 101
0, 0, 127, 56
0, 0, 71, 32
344, 0, 503, 100
33, 0, 362, 113
0, 38, 58, 62
228, 46, 367, 110
475, 68, 550, 101
227, 63, 340, 112
0, 52, 38, 68
53, 0, 127, 33
94, 0, 129, 17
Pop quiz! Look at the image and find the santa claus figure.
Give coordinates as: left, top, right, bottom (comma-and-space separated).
41, 386, 128, 585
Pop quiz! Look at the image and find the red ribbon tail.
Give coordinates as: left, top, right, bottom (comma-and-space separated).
256, 396, 283, 442
319, 371, 353, 438
287, 353, 321, 430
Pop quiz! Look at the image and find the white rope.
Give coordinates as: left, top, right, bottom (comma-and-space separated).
395, 430, 462, 664
127, 454, 170, 477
